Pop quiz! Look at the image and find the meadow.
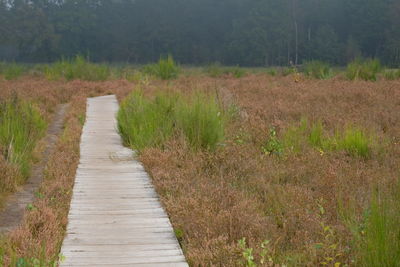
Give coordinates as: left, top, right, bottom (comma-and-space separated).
0, 58, 399, 266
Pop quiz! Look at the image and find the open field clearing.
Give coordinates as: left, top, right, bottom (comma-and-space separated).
0, 68, 399, 266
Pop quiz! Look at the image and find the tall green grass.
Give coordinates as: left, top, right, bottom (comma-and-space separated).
303, 60, 333, 79
44, 55, 110, 81
340, 182, 400, 266
117, 91, 176, 150
346, 58, 382, 81
176, 93, 225, 149
268, 119, 374, 158
335, 127, 372, 158
0, 62, 25, 80
357, 182, 400, 266
360, 190, 400, 266
142, 55, 179, 80
0, 98, 46, 179
118, 90, 225, 151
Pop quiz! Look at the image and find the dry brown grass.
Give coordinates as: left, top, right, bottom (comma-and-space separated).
0, 74, 399, 266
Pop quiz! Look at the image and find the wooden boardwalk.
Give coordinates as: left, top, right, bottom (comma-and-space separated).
60, 95, 188, 266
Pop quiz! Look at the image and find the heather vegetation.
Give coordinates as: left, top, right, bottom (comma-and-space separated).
0, 72, 398, 266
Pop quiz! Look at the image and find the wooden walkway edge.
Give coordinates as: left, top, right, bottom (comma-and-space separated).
59, 95, 188, 266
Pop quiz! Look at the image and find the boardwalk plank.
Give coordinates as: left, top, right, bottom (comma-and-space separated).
59, 95, 187, 266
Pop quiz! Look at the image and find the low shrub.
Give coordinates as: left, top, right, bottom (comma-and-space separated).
346, 58, 382, 81
118, 90, 225, 151
304, 60, 333, 79
142, 55, 179, 80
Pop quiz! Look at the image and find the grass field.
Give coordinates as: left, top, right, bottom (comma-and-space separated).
0, 63, 399, 266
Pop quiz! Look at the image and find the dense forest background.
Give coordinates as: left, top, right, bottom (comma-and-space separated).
0, 0, 399, 66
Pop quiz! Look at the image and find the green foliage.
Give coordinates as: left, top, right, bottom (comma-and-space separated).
118, 90, 225, 151
357, 183, 400, 267
0, 63, 25, 80
262, 127, 284, 156
383, 69, 400, 80
44, 55, 110, 81
238, 238, 273, 266
0, 97, 46, 179
176, 93, 225, 150
142, 55, 179, 80
346, 58, 382, 81
304, 60, 333, 79
238, 238, 256, 267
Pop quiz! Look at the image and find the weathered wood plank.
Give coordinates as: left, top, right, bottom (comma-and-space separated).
59, 95, 187, 266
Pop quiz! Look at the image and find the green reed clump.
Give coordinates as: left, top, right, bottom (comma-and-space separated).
304, 60, 333, 79
346, 58, 382, 81
176, 93, 225, 150
266, 119, 374, 159
118, 90, 225, 151
335, 127, 372, 158
0, 98, 46, 179
358, 185, 400, 266
343, 182, 400, 267
45, 55, 110, 81
142, 55, 179, 80
117, 91, 177, 151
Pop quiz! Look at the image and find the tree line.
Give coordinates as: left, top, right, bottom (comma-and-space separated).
0, 0, 399, 66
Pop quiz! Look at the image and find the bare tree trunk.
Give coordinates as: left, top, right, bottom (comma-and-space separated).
292, 0, 298, 65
